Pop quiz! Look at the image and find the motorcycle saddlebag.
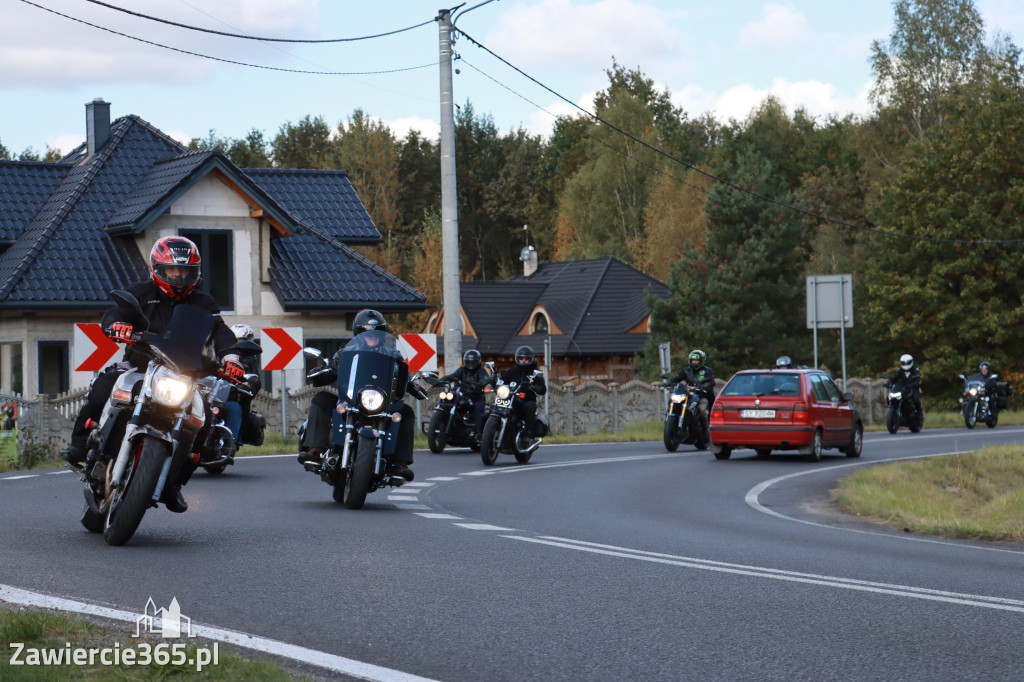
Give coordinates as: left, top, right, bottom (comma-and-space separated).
240, 411, 266, 446
996, 382, 1012, 410
533, 411, 550, 438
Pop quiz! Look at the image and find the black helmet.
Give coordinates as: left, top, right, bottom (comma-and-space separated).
979, 361, 991, 373
353, 309, 387, 336
463, 349, 481, 370
514, 345, 535, 367
776, 355, 792, 369
688, 349, 706, 370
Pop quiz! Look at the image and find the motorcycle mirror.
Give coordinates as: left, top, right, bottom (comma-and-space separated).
303, 347, 322, 359
109, 289, 148, 330
225, 340, 262, 356
958, 374, 966, 380
992, 373, 999, 379
420, 371, 438, 382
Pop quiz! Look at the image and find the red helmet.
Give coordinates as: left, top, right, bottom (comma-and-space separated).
150, 236, 201, 300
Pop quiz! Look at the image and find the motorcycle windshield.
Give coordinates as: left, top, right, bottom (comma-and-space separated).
335, 331, 403, 406
148, 304, 217, 374
964, 374, 986, 392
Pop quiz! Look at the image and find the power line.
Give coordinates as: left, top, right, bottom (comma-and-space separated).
84, 0, 434, 43
19, 0, 436, 77
454, 27, 1024, 246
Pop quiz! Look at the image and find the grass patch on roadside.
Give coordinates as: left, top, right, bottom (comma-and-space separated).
0, 608, 304, 680
864, 408, 1024, 431
833, 444, 1024, 542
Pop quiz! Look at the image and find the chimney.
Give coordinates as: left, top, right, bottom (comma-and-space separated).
86, 98, 111, 157
520, 245, 538, 277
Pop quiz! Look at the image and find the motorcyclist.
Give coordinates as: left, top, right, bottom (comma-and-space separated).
436, 349, 491, 441
775, 356, 792, 369
221, 323, 262, 446
497, 345, 547, 444
60, 236, 241, 513
979, 361, 999, 414
667, 349, 716, 431
893, 353, 923, 416
297, 309, 417, 481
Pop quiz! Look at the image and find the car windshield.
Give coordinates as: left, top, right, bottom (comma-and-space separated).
723, 373, 802, 397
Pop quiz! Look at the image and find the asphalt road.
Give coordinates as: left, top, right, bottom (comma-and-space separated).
2, 427, 1023, 681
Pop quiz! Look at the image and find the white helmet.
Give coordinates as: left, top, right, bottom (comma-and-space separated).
231, 323, 255, 341
899, 354, 914, 370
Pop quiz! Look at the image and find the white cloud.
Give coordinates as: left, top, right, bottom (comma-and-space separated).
674, 78, 872, 123
484, 0, 680, 71
386, 116, 440, 141
0, 0, 319, 87
738, 4, 810, 50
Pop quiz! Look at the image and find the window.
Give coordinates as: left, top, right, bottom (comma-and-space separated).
179, 229, 234, 310
531, 312, 549, 334
821, 376, 843, 402
810, 374, 831, 401
37, 340, 69, 395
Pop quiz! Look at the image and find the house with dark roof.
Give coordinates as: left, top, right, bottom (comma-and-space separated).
423, 249, 669, 384
0, 99, 425, 397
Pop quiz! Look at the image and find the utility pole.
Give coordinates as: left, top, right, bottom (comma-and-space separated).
438, 8, 462, 375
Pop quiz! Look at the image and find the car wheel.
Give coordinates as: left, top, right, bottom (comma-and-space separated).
713, 445, 732, 460
844, 423, 863, 458
805, 429, 823, 462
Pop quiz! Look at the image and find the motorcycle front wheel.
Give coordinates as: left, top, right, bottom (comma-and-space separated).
338, 435, 374, 510
104, 436, 168, 546
964, 404, 977, 429
427, 411, 448, 454
663, 418, 681, 452
480, 417, 501, 466
885, 406, 899, 434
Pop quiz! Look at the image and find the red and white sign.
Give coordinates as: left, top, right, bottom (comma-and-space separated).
398, 333, 437, 373
261, 327, 304, 371
73, 323, 121, 372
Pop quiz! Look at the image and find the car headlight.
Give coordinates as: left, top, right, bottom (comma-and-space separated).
496, 385, 511, 399
151, 367, 192, 407
671, 393, 685, 403
358, 388, 386, 414
968, 388, 978, 396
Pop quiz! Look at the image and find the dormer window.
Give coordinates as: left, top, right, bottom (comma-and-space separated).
531, 311, 549, 334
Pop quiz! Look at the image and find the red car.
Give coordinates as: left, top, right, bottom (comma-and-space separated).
708, 368, 863, 461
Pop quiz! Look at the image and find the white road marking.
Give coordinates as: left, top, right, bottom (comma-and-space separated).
426, 476, 459, 481
0, 475, 36, 480
0, 584, 438, 682
388, 496, 420, 502
453, 523, 513, 531
745, 451, 1024, 555
415, 513, 461, 519
505, 535, 1024, 613
47, 470, 72, 475
400, 482, 433, 488
395, 503, 430, 510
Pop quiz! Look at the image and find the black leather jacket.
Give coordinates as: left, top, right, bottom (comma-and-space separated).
438, 365, 492, 400
669, 364, 716, 397
102, 280, 236, 368
500, 363, 547, 402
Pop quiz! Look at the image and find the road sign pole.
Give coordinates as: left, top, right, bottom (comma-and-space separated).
280, 370, 287, 442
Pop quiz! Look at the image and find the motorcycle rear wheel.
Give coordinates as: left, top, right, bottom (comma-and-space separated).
339, 435, 374, 509
663, 419, 681, 452
909, 409, 923, 433
987, 412, 998, 428
480, 417, 500, 466
104, 436, 168, 546
885, 406, 898, 434
427, 411, 448, 454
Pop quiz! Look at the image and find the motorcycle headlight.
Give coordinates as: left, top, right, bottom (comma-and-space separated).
445, 392, 454, 401
151, 367, 192, 408
358, 388, 386, 414
968, 388, 978, 396
889, 391, 902, 400
671, 393, 685, 403
496, 385, 511, 399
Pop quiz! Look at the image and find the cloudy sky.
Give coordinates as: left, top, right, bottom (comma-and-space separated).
2, 0, 1023, 156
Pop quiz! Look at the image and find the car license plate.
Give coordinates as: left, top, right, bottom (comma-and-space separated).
740, 409, 776, 419
494, 398, 512, 408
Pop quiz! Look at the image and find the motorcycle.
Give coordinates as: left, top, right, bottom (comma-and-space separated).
76, 291, 241, 545
193, 344, 263, 475
959, 372, 999, 429
299, 332, 429, 509
426, 367, 491, 453
882, 376, 924, 434
479, 369, 548, 466
662, 381, 708, 451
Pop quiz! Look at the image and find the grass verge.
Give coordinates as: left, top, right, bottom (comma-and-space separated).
0, 608, 305, 680
832, 444, 1024, 543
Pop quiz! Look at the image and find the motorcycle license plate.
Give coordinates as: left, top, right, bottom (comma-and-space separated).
741, 409, 776, 419
494, 397, 512, 408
